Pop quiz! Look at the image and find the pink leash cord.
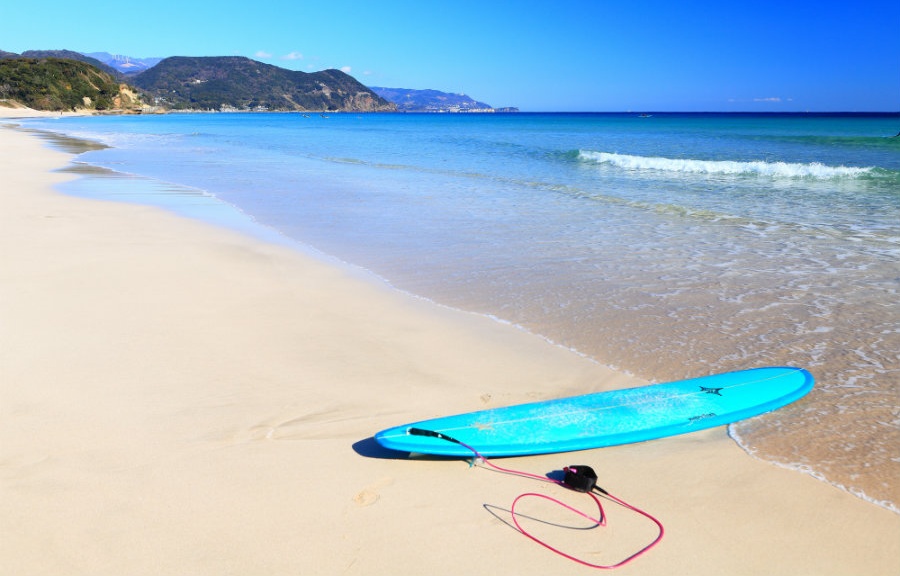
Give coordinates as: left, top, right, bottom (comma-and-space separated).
457, 438, 665, 569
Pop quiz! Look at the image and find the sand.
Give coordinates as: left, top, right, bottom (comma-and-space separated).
2, 109, 898, 575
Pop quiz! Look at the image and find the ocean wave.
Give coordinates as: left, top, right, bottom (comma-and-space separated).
578, 150, 874, 179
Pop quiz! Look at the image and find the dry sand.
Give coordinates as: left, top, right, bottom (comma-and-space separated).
2, 109, 898, 575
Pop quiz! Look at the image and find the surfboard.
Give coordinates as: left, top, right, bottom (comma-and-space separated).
374, 366, 813, 457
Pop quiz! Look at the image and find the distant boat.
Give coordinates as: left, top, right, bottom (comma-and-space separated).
638, 113, 653, 118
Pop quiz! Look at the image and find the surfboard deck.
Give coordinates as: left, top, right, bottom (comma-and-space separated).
374, 366, 813, 457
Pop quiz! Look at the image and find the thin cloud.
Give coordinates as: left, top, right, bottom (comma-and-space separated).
340, 66, 352, 73
281, 52, 304, 61
729, 96, 795, 104
255, 50, 272, 59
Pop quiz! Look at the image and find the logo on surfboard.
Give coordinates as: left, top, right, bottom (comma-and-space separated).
688, 412, 717, 423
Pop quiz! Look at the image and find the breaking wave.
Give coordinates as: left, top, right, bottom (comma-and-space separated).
578, 150, 874, 179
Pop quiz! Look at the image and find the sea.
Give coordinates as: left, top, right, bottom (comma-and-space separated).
18, 112, 900, 512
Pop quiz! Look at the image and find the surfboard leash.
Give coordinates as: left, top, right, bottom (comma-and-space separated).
407, 427, 664, 569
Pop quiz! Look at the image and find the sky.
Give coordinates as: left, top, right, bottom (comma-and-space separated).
3, 0, 898, 111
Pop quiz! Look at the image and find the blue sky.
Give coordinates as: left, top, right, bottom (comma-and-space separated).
3, 0, 898, 111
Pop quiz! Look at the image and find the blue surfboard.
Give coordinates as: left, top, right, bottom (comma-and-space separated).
374, 367, 813, 457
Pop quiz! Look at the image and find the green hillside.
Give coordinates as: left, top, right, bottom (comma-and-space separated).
0, 57, 140, 111
131, 56, 395, 112
20, 50, 121, 78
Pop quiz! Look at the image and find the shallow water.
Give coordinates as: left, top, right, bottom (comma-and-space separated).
21, 112, 900, 511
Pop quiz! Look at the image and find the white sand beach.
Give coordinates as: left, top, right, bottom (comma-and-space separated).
2, 109, 898, 575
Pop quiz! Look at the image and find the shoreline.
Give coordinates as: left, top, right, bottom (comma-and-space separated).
2, 111, 898, 575
727, 425, 900, 515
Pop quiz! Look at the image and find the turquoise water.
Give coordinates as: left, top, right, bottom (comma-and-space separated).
21, 112, 900, 511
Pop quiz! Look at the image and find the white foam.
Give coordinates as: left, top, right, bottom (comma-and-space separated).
579, 151, 873, 179
728, 425, 900, 515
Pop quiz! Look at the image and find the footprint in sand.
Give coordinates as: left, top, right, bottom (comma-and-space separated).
353, 489, 379, 506
353, 477, 393, 507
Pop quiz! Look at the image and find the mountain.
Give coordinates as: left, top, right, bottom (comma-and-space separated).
0, 57, 142, 111
83, 52, 163, 75
1, 49, 504, 114
131, 56, 395, 112
17, 49, 121, 78
370, 86, 495, 112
